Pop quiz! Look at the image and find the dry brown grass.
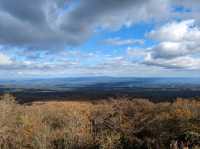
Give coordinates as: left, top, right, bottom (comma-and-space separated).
0, 94, 200, 149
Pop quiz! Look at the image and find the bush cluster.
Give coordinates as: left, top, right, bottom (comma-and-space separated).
0, 94, 199, 149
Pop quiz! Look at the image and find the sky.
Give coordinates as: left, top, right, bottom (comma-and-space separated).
0, 0, 200, 78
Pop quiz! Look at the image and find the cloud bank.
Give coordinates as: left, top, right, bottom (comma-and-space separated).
0, 0, 200, 77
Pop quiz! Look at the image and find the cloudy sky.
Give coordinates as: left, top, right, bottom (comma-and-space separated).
0, 0, 200, 78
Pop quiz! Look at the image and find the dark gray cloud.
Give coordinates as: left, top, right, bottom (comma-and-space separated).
0, 0, 69, 49
0, 0, 46, 26
0, 0, 171, 50
102, 37, 144, 46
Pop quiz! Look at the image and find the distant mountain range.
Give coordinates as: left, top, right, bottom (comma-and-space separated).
1, 77, 200, 103
1, 77, 200, 91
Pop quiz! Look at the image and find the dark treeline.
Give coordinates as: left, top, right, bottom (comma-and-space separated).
1, 88, 200, 103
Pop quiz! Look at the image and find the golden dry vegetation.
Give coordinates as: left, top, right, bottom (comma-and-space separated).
0, 94, 200, 149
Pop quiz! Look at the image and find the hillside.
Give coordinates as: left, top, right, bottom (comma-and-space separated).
0, 94, 200, 149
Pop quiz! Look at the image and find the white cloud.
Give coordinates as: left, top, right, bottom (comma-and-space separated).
150, 41, 200, 59
144, 19, 200, 70
148, 19, 200, 42
0, 53, 12, 65
126, 47, 148, 58
144, 55, 200, 70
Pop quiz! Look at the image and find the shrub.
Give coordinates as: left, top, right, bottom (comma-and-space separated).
0, 94, 199, 148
